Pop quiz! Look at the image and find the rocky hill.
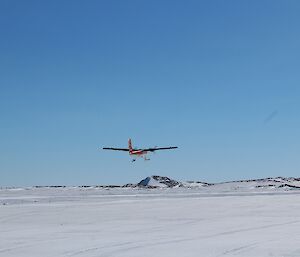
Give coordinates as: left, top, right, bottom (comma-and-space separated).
134, 175, 300, 190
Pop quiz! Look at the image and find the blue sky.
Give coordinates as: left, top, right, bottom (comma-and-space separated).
1, 1, 300, 186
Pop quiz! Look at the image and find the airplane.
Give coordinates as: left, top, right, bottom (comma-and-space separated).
103, 139, 178, 162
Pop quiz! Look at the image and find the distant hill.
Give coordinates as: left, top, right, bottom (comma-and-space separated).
134, 175, 300, 190
2, 176, 300, 192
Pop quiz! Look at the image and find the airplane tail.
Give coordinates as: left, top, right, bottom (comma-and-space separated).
128, 138, 133, 153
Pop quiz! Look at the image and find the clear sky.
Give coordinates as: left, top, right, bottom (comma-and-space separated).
1, 1, 300, 186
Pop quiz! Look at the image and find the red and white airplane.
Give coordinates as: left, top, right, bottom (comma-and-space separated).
103, 139, 178, 162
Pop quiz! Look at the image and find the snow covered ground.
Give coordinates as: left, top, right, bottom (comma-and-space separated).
1, 180, 300, 257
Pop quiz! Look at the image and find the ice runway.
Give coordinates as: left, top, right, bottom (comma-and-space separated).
1, 188, 300, 257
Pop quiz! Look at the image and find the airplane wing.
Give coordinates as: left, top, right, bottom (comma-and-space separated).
143, 146, 178, 152
103, 147, 129, 151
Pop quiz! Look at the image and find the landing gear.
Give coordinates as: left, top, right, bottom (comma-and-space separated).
132, 159, 136, 162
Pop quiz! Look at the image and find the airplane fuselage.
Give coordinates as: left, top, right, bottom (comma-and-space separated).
130, 150, 147, 155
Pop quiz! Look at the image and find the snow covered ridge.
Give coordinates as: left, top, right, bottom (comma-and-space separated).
137, 175, 182, 188
136, 175, 300, 189
1, 176, 300, 191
